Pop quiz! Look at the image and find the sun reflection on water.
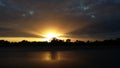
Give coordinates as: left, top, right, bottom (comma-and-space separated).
30, 51, 62, 62
30, 51, 88, 64
44, 51, 62, 61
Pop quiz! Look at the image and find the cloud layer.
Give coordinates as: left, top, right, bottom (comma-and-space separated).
0, 0, 120, 40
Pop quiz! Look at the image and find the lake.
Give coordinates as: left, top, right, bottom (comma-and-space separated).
0, 49, 119, 68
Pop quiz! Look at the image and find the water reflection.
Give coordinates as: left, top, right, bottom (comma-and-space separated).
30, 51, 62, 62
43, 51, 59, 61
50, 51, 57, 60
0, 49, 118, 68
29, 50, 89, 66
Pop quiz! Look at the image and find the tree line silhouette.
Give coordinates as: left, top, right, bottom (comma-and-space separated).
0, 38, 120, 50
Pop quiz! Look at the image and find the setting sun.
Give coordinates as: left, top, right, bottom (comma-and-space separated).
42, 32, 62, 41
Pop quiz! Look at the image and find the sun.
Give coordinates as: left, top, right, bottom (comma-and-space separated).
42, 32, 62, 41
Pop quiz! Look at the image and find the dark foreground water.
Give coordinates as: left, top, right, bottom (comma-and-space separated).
0, 49, 119, 68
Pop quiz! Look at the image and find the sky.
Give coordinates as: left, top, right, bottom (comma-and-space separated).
0, 0, 120, 41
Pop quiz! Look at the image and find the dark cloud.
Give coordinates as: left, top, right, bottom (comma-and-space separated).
0, 27, 41, 37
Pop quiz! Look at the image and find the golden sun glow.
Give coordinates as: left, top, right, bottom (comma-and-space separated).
45, 32, 61, 39
42, 32, 62, 41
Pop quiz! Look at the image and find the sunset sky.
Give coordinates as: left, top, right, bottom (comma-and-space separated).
0, 0, 120, 42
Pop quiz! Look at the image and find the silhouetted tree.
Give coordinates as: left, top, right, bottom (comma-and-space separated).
66, 39, 71, 43
51, 37, 59, 43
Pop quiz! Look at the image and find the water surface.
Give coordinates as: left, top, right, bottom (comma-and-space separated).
0, 49, 119, 68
